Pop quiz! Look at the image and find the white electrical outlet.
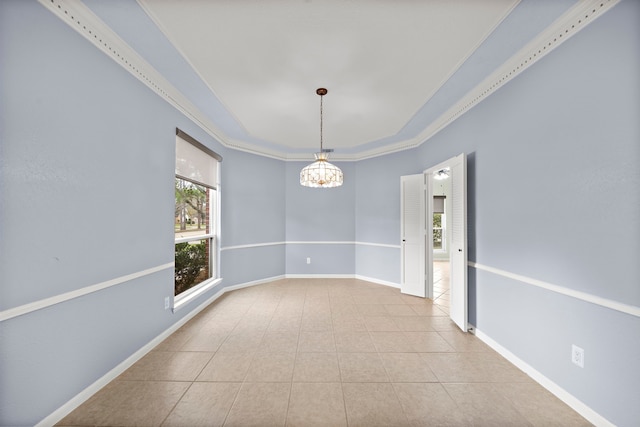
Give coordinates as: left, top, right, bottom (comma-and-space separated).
572, 344, 584, 368
164, 296, 170, 310
307, 257, 311, 264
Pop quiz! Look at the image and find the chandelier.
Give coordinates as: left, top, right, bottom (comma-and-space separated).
300, 88, 344, 188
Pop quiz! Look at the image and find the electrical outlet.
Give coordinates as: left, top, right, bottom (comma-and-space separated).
307, 257, 311, 264
164, 296, 170, 310
572, 344, 584, 368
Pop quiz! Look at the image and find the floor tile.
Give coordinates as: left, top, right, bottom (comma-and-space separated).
421, 352, 491, 383
338, 352, 389, 382
298, 331, 336, 352
59, 381, 189, 426
59, 278, 588, 427
496, 382, 591, 426
293, 352, 341, 382
258, 331, 299, 353
332, 315, 368, 332
180, 328, 228, 352
224, 382, 290, 427
286, 383, 347, 427
356, 304, 388, 316
410, 304, 448, 316
438, 330, 491, 352
404, 331, 455, 352
196, 352, 254, 382
393, 382, 471, 426
217, 332, 264, 353
364, 316, 402, 332
245, 352, 295, 382
153, 326, 197, 352
392, 316, 433, 332
384, 304, 416, 316
443, 383, 533, 426
369, 331, 415, 352
162, 382, 241, 427
380, 353, 438, 382
118, 351, 213, 382
334, 331, 377, 352
342, 382, 409, 426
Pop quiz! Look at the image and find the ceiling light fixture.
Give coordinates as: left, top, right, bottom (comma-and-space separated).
434, 168, 450, 180
300, 88, 344, 188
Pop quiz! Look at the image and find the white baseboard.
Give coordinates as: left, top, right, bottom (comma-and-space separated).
224, 275, 286, 291
474, 328, 614, 427
354, 275, 400, 289
284, 274, 355, 279
283, 274, 400, 290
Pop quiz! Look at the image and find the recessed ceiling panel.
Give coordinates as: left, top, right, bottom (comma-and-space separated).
139, 0, 518, 151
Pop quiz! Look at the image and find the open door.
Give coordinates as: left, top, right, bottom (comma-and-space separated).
400, 174, 427, 297
424, 153, 468, 332
449, 153, 468, 331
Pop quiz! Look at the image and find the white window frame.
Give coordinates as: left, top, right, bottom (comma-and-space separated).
173, 129, 222, 312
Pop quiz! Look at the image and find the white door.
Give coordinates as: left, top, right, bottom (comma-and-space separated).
449, 153, 468, 331
401, 174, 426, 297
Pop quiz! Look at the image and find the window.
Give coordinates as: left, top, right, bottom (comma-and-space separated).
174, 129, 221, 302
433, 195, 446, 251
433, 212, 445, 250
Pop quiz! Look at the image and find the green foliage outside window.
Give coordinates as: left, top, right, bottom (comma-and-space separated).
174, 241, 208, 295
433, 213, 443, 249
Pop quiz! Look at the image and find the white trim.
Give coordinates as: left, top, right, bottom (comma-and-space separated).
469, 262, 640, 318
355, 241, 401, 249
173, 277, 223, 312
285, 274, 355, 279
224, 275, 286, 292
354, 275, 400, 289
0, 263, 174, 322
221, 241, 286, 251
174, 233, 215, 244
221, 241, 401, 250
286, 241, 354, 245
474, 328, 615, 427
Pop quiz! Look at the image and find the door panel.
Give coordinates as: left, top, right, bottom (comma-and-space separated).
449, 153, 468, 331
401, 174, 426, 297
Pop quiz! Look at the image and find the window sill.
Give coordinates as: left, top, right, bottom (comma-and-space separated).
173, 277, 223, 313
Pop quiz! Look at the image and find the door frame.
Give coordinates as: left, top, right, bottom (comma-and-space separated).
424, 154, 468, 332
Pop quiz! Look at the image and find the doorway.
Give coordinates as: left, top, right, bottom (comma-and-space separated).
431, 164, 452, 315
400, 153, 467, 331
424, 153, 467, 331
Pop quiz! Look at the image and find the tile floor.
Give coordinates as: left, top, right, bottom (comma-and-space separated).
58, 275, 591, 426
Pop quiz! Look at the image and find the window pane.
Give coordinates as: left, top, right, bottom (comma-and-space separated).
175, 177, 210, 239
433, 213, 443, 250
174, 239, 211, 295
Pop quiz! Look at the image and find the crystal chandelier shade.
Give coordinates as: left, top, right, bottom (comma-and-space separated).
300, 88, 344, 188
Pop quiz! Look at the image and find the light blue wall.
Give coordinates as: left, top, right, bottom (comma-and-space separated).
285, 161, 356, 275
220, 149, 286, 285
0, 1, 281, 424
1, 0, 639, 426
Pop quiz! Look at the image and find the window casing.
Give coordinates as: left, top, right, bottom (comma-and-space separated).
174, 129, 221, 307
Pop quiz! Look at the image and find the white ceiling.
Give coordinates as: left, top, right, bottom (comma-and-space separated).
139, 0, 518, 151
76, 0, 582, 159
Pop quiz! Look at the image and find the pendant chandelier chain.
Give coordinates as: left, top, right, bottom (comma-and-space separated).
319, 92, 324, 152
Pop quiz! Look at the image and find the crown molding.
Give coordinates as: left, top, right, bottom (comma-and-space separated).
39, 0, 619, 163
